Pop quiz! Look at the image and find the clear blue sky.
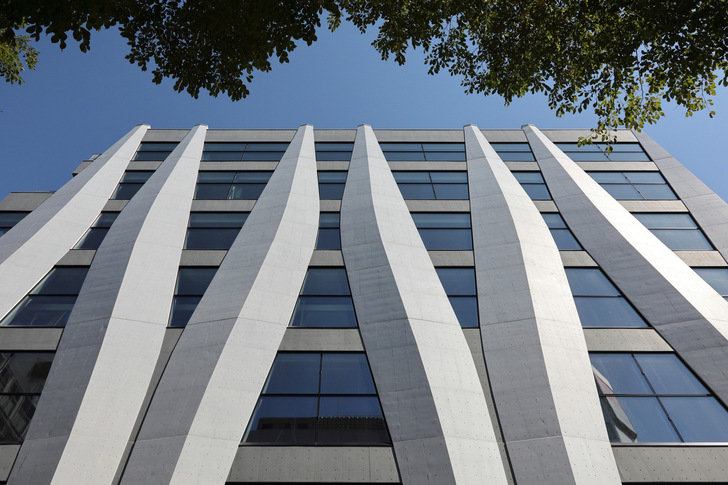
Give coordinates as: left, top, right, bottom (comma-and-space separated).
1, 23, 727, 201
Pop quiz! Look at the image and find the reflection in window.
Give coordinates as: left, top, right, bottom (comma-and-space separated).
411, 213, 472, 250
318, 172, 347, 200
513, 172, 551, 200
436, 268, 478, 327
168, 267, 218, 327
633, 213, 713, 250
111, 172, 154, 200
379, 143, 466, 162
694, 268, 728, 300
315, 143, 354, 161
393, 172, 468, 200
0, 212, 29, 237
0, 267, 89, 327
194, 172, 272, 200
490, 143, 535, 161
132, 142, 178, 161
244, 352, 389, 445
316, 213, 340, 250
201, 142, 288, 162
0, 352, 53, 442
565, 268, 646, 327
542, 213, 581, 250
184, 212, 248, 250
592, 353, 728, 443
290, 268, 357, 327
74, 213, 119, 249
555, 143, 650, 162
588, 172, 677, 200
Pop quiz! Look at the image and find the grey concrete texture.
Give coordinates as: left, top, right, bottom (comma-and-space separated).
524, 124, 728, 408
583, 329, 672, 352
0, 125, 148, 327
613, 446, 728, 482
0, 328, 62, 351
465, 125, 620, 485
0, 192, 54, 211
120, 125, 320, 485
8, 126, 207, 485
340, 125, 508, 484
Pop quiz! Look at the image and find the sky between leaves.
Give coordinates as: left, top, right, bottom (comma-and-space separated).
0, 23, 726, 201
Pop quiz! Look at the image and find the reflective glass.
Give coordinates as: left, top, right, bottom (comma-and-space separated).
242, 151, 285, 161
430, 172, 467, 183
0, 212, 28, 226
424, 152, 466, 161
315, 151, 352, 161
244, 396, 317, 444
589, 172, 629, 183
633, 213, 697, 228
421, 143, 465, 152
318, 397, 389, 444
315, 143, 355, 151
635, 354, 707, 394
245, 143, 289, 151
433, 184, 469, 199
624, 172, 667, 183
556, 143, 603, 152
435, 268, 476, 295
574, 297, 646, 327
201, 151, 244, 161
94, 213, 119, 227
449, 296, 478, 328
316, 228, 341, 250
0, 394, 39, 442
513, 172, 545, 183
566, 152, 612, 162
0, 353, 53, 393
694, 268, 728, 295
607, 152, 651, 161
175, 268, 217, 295
263, 353, 321, 394
120, 172, 153, 183
662, 397, 728, 442
379, 143, 423, 151
383, 151, 426, 161
185, 228, 240, 250
651, 229, 713, 250
168, 296, 201, 327
74, 228, 109, 249
551, 229, 582, 250
602, 396, 679, 443
301, 268, 350, 295
590, 354, 651, 394
411, 213, 471, 228
542, 213, 568, 229
418, 229, 473, 250
203, 143, 247, 151
321, 354, 376, 394
565, 268, 620, 296
234, 172, 272, 183
602, 185, 642, 199
497, 152, 536, 161
229, 183, 266, 199
317, 172, 348, 183
188, 212, 247, 228
393, 172, 430, 183
399, 184, 435, 199
604, 143, 644, 152
319, 213, 340, 227
521, 184, 551, 200
0, 295, 77, 327
32, 267, 89, 295
491, 143, 532, 152
132, 152, 171, 161
635, 184, 677, 200
194, 184, 230, 199
197, 172, 236, 183
137, 142, 179, 152
290, 296, 357, 327
319, 184, 346, 199
112, 184, 144, 200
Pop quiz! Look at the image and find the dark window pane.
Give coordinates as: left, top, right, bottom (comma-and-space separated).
32, 268, 89, 295
94, 213, 118, 228
497, 152, 535, 161
0, 212, 28, 226
633, 213, 697, 229
694, 268, 728, 295
590, 354, 651, 394
185, 228, 240, 250
316, 228, 341, 250
651, 229, 713, 250
188, 212, 247, 228
393, 172, 430, 183
319, 213, 340, 228
662, 397, 728, 442
112, 184, 144, 200
574, 297, 646, 327
201, 152, 244, 161
635, 184, 677, 200
203, 143, 247, 152
175, 268, 217, 295
0, 295, 77, 327
602, 185, 642, 199
120, 172, 153, 183
436, 268, 476, 295
521, 184, 551, 200
245, 143, 289, 151
383, 151, 426, 161
601, 396, 679, 443
263, 354, 321, 394
430, 172, 467, 183
542, 213, 567, 229
229, 184, 266, 200
74, 228, 110, 250
567, 152, 612, 162
317, 172, 348, 183
197, 172, 236, 183
551, 229, 582, 250
244, 396, 317, 444
315, 143, 355, 151
319, 184, 345, 200
379, 143, 422, 151
433, 184, 469, 199
565, 269, 620, 296
513, 172, 545, 183
132, 152, 170, 161
242, 151, 285, 161
589, 172, 629, 183
424, 152, 466, 161
234, 172, 273, 183
635, 354, 707, 394
290, 296, 357, 327
0, 394, 39, 442
318, 396, 389, 444
194, 184, 230, 200
0, 353, 53, 393
398, 184, 436, 199
138, 142, 179, 152
301, 268, 350, 295
603, 143, 644, 152
624, 172, 666, 183
411, 213, 471, 228
607, 152, 651, 161
418, 229, 473, 250
168, 296, 201, 327
492, 143, 532, 152
316, 151, 352, 161
321, 354, 376, 394
422, 143, 465, 152
449, 296, 478, 328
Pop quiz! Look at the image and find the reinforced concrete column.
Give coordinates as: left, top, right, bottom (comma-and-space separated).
8, 125, 206, 485
464, 125, 620, 485
0, 125, 148, 322
525, 124, 728, 406
120, 124, 319, 485
634, 131, 728, 264
340, 124, 508, 485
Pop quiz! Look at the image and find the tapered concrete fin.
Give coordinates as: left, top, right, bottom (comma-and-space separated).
341, 124, 508, 485
120, 124, 319, 485
465, 124, 620, 485
525, 124, 728, 408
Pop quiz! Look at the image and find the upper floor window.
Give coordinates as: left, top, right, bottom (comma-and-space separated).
132, 142, 178, 161
542, 213, 581, 250
111, 171, 154, 200
168, 267, 217, 327
194, 172, 272, 200
693, 268, 728, 300
633, 213, 713, 250
315, 143, 354, 161
0, 212, 29, 237
592, 352, 728, 443
513, 172, 551, 200
435, 267, 478, 327
491, 142, 535, 161
184, 212, 248, 250
318, 171, 347, 200
380, 143, 466, 162
555, 143, 650, 162
411, 213, 472, 250
201, 142, 288, 162
588, 172, 677, 200
316, 213, 340, 250
290, 268, 357, 328
393, 171, 468, 200
74, 213, 119, 250
565, 268, 646, 328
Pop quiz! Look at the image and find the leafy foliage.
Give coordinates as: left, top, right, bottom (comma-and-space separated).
2, 0, 727, 136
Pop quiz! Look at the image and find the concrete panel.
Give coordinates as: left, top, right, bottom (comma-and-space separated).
8, 126, 206, 485
525, 124, 728, 408
613, 446, 728, 482
309, 250, 345, 266
0, 192, 54, 211
533, 200, 558, 212
427, 251, 474, 266
278, 328, 364, 351
205, 129, 296, 142
483, 130, 529, 143
675, 251, 728, 267
505, 162, 539, 171
0, 328, 62, 351
340, 125, 507, 485
320, 200, 341, 212
465, 125, 620, 485
0, 125, 148, 324
103, 200, 128, 211
72, 161, 92, 176
0, 446, 19, 481
583, 329, 672, 352
373, 130, 463, 142
121, 125, 319, 485
127, 161, 163, 171
55, 250, 95, 266
179, 250, 227, 266
190, 200, 256, 212
227, 446, 400, 482
619, 200, 687, 212
200, 162, 278, 171
560, 251, 598, 267
404, 200, 470, 212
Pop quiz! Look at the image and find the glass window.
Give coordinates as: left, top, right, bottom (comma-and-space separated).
0, 352, 54, 442
132, 142, 177, 161
194, 172, 272, 200
587, 171, 677, 200
380, 142, 465, 162
318, 171, 347, 200
393, 171, 468, 200
316, 213, 340, 250
201, 142, 288, 162
74, 212, 119, 250
555, 143, 650, 162
491, 143, 535, 162
184, 212, 248, 250
0, 212, 29, 237
290, 268, 357, 327
315, 142, 354, 161
694, 268, 728, 297
542, 213, 581, 250
412, 213, 472, 250
168, 267, 218, 327
1, 267, 89, 327
633, 213, 713, 250
565, 268, 646, 327
592, 352, 728, 443
436, 268, 478, 328
244, 352, 389, 445
111, 171, 154, 200
513, 172, 550, 200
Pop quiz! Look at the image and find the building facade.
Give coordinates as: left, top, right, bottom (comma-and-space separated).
0, 124, 727, 484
